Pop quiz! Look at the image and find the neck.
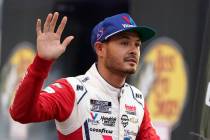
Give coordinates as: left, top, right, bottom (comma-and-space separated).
96, 62, 126, 88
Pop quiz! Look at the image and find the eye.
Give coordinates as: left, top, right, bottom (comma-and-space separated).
135, 42, 141, 48
121, 41, 129, 46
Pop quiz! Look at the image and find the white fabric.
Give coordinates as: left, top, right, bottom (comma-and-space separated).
55, 63, 145, 139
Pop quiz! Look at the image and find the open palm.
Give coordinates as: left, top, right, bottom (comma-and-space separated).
36, 12, 74, 60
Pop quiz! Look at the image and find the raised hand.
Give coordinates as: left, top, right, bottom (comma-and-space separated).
36, 12, 74, 60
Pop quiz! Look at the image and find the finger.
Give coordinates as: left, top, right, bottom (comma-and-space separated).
56, 16, 67, 36
43, 13, 53, 32
62, 36, 74, 48
36, 18, 42, 36
49, 12, 59, 32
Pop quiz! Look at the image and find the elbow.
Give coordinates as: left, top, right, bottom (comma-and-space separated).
9, 107, 29, 124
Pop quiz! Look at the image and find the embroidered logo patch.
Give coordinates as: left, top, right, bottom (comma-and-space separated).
121, 114, 129, 128
125, 104, 136, 115
88, 112, 100, 125
90, 99, 112, 114
89, 127, 113, 134
101, 116, 116, 127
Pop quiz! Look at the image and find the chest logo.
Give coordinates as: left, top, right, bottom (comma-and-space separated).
88, 112, 100, 125
90, 99, 112, 114
101, 116, 116, 127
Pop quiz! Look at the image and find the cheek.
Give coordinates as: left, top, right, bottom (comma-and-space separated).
106, 48, 124, 63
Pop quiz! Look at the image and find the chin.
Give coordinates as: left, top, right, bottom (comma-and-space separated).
126, 69, 136, 74
126, 64, 137, 73
124, 67, 137, 74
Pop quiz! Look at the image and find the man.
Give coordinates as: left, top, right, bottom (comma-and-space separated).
9, 12, 160, 140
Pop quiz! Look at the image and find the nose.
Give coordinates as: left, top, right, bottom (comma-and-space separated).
129, 43, 140, 55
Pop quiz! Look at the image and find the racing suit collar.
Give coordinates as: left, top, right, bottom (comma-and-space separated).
86, 63, 122, 99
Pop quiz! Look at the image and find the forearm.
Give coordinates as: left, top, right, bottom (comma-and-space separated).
9, 55, 53, 123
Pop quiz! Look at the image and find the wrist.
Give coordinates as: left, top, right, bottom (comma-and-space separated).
29, 54, 54, 78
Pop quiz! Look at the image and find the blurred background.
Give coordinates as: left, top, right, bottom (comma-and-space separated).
0, 0, 210, 140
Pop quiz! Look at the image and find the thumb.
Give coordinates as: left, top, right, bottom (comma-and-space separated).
62, 36, 74, 48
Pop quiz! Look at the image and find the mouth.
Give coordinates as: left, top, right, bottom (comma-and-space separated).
124, 57, 138, 64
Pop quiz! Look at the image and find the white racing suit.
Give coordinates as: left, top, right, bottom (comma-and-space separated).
10, 55, 160, 140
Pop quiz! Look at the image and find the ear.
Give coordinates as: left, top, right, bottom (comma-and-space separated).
94, 41, 105, 57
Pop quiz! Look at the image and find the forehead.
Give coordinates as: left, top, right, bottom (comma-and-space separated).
108, 31, 141, 41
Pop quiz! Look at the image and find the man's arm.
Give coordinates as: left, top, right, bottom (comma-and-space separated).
136, 103, 160, 140
10, 55, 75, 123
9, 12, 74, 123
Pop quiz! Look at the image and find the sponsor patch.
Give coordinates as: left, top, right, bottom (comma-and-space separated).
135, 93, 142, 99
124, 129, 137, 136
89, 127, 113, 134
121, 114, 129, 128
129, 117, 138, 124
101, 116, 116, 127
76, 85, 84, 91
125, 104, 136, 115
122, 24, 135, 28
88, 112, 100, 125
90, 99, 112, 114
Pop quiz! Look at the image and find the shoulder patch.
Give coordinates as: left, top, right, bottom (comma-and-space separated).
66, 77, 88, 104
128, 85, 145, 108
76, 84, 84, 91
135, 92, 143, 99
